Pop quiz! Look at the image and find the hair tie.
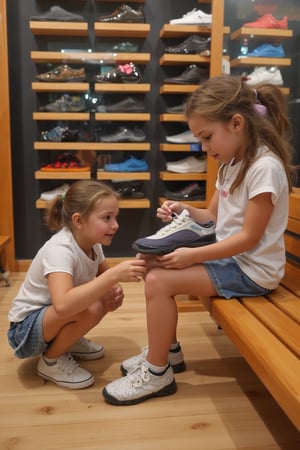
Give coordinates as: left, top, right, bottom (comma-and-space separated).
254, 103, 267, 116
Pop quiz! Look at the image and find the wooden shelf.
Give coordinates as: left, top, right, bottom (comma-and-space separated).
34, 142, 151, 151
35, 170, 91, 180
231, 27, 293, 41
160, 54, 210, 65
160, 144, 198, 152
32, 82, 89, 92
231, 57, 291, 68
160, 113, 186, 122
94, 23, 150, 38
0, 235, 10, 252
30, 21, 89, 36
31, 51, 150, 64
94, 83, 150, 93
160, 24, 229, 38
97, 171, 150, 181
36, 198, 150, 209
95, 113, 150, 121
160, 171, 207, 181
160, 85, 200, 94
33, 112, 90, 121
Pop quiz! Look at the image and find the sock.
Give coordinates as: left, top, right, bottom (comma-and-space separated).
170, 342, 180, 352
146, 360, 169, 375
43, 354, 57, 366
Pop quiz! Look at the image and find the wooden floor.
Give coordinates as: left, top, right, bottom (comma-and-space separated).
0, 273, 299, 450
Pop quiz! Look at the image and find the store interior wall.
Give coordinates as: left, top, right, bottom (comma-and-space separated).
6, 0, 300, 261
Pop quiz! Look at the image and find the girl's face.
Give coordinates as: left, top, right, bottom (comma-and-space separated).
188, 114, 246, 164
75, 195, 120, 250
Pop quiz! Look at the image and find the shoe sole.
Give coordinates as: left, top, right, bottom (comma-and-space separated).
132, 235, 216, 255
102, 379, 177, 405
71, 349, 105, 361
37, 370, 95, 389
120, 360, 186, 376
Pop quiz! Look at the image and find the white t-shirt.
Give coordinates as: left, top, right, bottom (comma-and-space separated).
216, 146, 289, 290
8, 227, 105, 322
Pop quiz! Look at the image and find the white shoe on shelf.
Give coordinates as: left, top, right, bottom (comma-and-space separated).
40, 183, 70, 201
166, 130, 199, 144
245, 66, 283, 86
169, 8, 212, 25
166, 156, 207, 173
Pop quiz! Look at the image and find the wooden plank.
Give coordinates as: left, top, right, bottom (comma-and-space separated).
284, 232, 300, 259
240, 296, 300, 358
0, 235, 10, 252
211, 298, 300, 431
289, 192, 300, 221
266, 284, 300, 325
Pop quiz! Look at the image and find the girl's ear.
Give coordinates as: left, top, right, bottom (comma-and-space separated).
72, 212, 82, 229
231, 113, 244, 131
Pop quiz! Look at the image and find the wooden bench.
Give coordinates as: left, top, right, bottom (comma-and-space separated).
0, 235, 10, 286
201, 191, 300, 431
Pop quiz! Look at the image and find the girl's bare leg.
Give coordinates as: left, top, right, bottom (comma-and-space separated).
144, 264, 217, 367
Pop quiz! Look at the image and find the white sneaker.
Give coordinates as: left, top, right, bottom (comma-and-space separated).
102, 363, 177, 405
69, 337, 105, 360
170, 8, 212, 25
166, 130, 199, 144
40, 183, 70, 201
37, 353, 94, 389
166, 156, 207, 173
245, 66, 283, 86
120, 345, 186, 375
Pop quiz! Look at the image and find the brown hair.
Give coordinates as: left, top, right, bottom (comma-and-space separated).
185, 75, 295, 193
45, 180, 119, 232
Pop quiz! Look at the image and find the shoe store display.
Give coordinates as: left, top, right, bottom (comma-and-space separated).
103, 363, 176, 405
30, 5, 84, 22
164, 65, 209, 85
102, 96, 146, 113
169, 8, 212, 25
120, 345, 186, 375
246, 43, 285, 58
40, 94, 86, 112
132, 209, 216, 255
41, 152, 90, 171
113, 180, 145, 199
40, 183, 70, 201
164, 182, 206, 201
98, 4, 145, 23
40, 126, 79, 142
69, 337, 105, 361
104, 156, 148, 172
94, 62, 141, 83
243, 14, 288, 30
35, 65, 86, 82
100, 126, 146, 143
165, 35, 211, 55
37, 353, 94, 389
244, 66, 283, 86
166, 130, 199, 144
166, 156, 207, 173
111, 41, 139, 53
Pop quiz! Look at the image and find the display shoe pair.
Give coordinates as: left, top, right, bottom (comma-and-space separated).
40, 126, 79, 142
35, 65, 86, 82
169, 8, 212, 26
164, 64, 209, 85
166, 156, 207, 174
164, 182, 206, 201
244, 66, 283, 86
103, 96, 146, 113
30, 5, 84, 22
165, 35, 211, 55
243, 13, 288, 30
132, 208, 216, 255
112, 180, 145, 199
104, 156, 148, 172
40, 94, 86, 112
94, 63, 141, 83
41, 152, 90, 171
246, 43, 285, 58
98, 4, 145, 23
99, 126, 146, 143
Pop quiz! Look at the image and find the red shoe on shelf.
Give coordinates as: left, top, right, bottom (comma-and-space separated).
243, 13, 288, 29
41, 152, 90, 172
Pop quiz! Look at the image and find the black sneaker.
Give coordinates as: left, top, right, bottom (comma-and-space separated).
164, 65, 209, 85
165, 182, 205, 200
165, 35, 211, 54
94, 63, 141, 83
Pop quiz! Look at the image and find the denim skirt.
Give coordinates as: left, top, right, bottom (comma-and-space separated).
7, 306, 48, 359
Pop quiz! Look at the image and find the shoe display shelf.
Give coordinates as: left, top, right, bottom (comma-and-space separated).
30, 9, 151, 211
159, 0, 226, 207
230, 26, 292, 95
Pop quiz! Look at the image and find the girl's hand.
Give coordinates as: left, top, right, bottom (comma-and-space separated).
102, 284, 124, 312
113, 259, 146, 282
156, 201, 184, 223
157, 247, 200, 270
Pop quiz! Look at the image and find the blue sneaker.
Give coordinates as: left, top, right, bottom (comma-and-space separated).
246, 43, 285, 58
103, 156, 148, 172
132, 209, 216, 254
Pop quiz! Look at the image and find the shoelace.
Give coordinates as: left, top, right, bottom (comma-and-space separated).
128, 363, 151, 387
156, 213, 190, 237
57, 353, 80, 376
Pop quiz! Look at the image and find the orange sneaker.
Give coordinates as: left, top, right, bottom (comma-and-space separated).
243, 14, 288, 29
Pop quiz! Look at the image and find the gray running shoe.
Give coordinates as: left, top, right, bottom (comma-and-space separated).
103, 363, 176, 405
120, 345, 186, 375
31, 6, 84, 22
40, 94, 86, 112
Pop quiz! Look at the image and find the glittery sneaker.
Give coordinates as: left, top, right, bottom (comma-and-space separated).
132, 209, 216, 255
120, 345, 186, 375
103, 363, 177, 405
69, 337, 105, 360
37, 353, 94, 389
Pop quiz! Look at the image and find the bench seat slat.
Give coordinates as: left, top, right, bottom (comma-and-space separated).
240, 296, 300, 358
284, 232, 300, 259
267, 285, 300, 325
211, 298, 300, 431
